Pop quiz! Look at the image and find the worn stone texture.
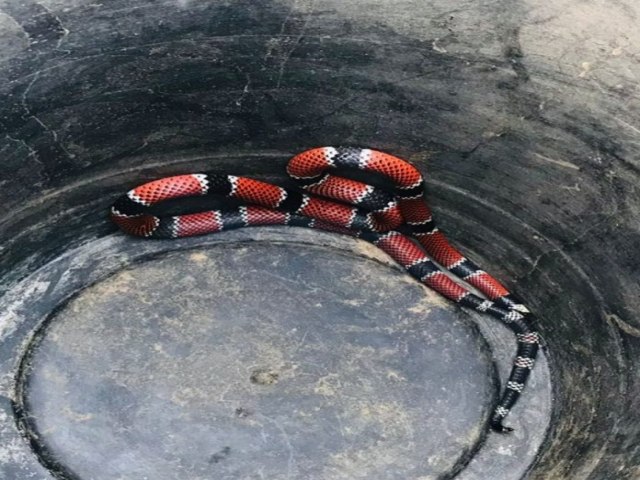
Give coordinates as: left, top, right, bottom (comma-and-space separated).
0, 1, 638, 479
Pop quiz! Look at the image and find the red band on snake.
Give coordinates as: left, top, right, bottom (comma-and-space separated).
110, 146, 540, 433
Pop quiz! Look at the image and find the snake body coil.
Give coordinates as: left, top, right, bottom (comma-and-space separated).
110, 146, 540, 433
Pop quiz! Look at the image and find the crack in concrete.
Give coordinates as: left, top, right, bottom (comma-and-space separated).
5, 134, 39, 163
517, 206, 622, 280
36, 2, 70, 50
20, 70, 75, 160
264, 0, 316, 90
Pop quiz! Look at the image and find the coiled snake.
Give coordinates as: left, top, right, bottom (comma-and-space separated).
110, 146, 540, 433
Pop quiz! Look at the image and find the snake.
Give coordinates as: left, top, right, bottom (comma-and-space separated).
110, 146, 540, 433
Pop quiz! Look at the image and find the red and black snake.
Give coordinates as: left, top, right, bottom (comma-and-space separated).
110, 146, 540, 433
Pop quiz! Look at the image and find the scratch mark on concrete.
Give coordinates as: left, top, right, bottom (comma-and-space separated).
259, 413, 296, 478
432, 38, 447, 54
612, 116, 640, 137
270, 0, 316, 89
532, 152, 580, 170
606, 313, 640, 338
560, 183, 582, 192
235, 73, 251, 107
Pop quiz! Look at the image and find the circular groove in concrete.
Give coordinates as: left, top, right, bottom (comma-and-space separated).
1, 228, 552, 479
18, 242, 494, 480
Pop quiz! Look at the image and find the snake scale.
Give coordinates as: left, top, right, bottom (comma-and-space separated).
110, 146, 540, 433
